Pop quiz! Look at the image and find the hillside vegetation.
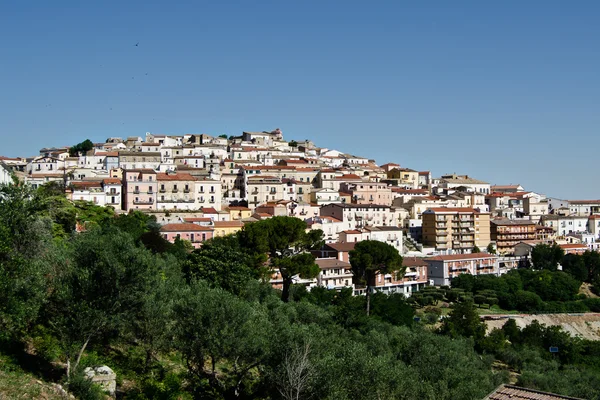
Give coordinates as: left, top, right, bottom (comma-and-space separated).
1, 181, 600, 400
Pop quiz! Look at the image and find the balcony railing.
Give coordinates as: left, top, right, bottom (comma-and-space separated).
172, 188, 179, 193
133, 199, 153, 205
133, 190, 140, 194
159, 188, 166, 193
184, 188, 190, 193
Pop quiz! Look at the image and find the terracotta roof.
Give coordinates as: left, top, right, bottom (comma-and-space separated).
324, 242, 357, 252
559, 244, 588, 250
159, 223, 213, 232
315, 258, 352, 269
102, 178, 121, 184
228, 206, 251, 211
484, 384, 584, 400
71, 181, 102, 188
156, 173, 197, 181
425, 252, 497, 262
214, 220, 244, 228
342, 230, 362, 234
403, 257, 429, 267
569, 200, 600, 205
184, 217, 213, 223
201, 207, 219, 214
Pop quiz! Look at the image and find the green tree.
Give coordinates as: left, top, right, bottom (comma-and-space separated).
472, 245, 481, 253
0, 182, 56, 339
184, 235, 260, 295
288, 140, 298, 147
45, 228, 160, 380
582, 250, 600, 283
349, 240, 404, 315
440, 300, 486, 343
218, 134, 228, 139
486, 242, 496, 254
174, 282, 272, 398
561, 254, 588, 282
239, 216, 323, 302
531, 243, 564, 271
68, 139, 94, 156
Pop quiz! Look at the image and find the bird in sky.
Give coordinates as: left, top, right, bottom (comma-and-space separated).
135, 42, 139, 47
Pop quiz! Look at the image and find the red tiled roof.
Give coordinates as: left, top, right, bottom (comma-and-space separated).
156, 173, 197, 181
559, 244, 588, 250
184, 217, 213, 223
159, 223, 213, 232
403, 257, 429, 267
569, 200, 600, 205
102, 178, 121, 184
214, 220, 244, 228
324, 242, 357, 252
484, 384, 584, 400
201, 207, 219, 214
71, 181, 102, 188
228, 206, 251, 211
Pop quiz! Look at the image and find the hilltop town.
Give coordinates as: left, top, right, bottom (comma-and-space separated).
1, 128, 599, 296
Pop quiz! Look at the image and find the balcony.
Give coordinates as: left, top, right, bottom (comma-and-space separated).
251, 189, 259, 195
172, 188, 179, 193
133, 190, 140, 194
184, 188, 190, 193
159, 188, 166, 193
147, 190, 154, 194
133, 199, 153, 205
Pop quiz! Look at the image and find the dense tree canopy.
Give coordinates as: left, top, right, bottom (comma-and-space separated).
239, 216, 323, 302
350, 240, 404, 315
531, 243, 564, 271
2, 180, 600, 400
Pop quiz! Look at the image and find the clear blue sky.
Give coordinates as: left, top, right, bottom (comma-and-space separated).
1, 1, 599, 198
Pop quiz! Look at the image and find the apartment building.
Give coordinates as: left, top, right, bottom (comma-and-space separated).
490, 219, 537, 255
246, 176, 284, 209
159, 223, 214, 249
369, 256, 429, 297
340, 181, 393, 206
118, 152, 161, 170
422, 208, 491, 253
320, 203, 400, 231
540, 214, 589, 236
425, 253, 499, 286
123, 169, 157, 211
196, 178, 222, 210
156, 172, 198, 211
438, 174, 490, 194
315, 258, 354, 290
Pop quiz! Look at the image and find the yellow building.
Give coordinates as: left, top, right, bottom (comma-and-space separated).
213, 220, 244, 237
422, 208, 491, 253
226, 206, 252, 220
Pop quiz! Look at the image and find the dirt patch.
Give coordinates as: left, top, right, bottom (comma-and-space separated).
482, 313, 600, 340
580, 282, 599, 299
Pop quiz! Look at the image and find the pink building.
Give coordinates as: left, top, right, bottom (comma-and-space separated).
123, 169, 157, 211
159, 223, 214, 248
340, 181, 393, 206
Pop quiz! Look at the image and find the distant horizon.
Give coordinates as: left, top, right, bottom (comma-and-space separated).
2, 1, 599, 198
